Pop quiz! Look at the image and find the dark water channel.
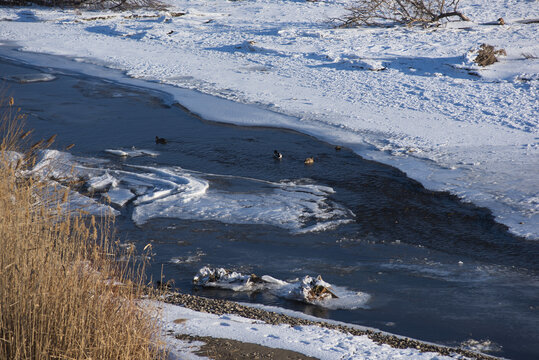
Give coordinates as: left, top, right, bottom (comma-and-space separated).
2, 57, 538, 359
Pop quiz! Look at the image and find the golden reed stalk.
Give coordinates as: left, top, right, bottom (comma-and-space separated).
0, 97, 165, 359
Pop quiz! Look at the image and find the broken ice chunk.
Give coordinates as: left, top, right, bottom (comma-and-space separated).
103, 188, 135, 207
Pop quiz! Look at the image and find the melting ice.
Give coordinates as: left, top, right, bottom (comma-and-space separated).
2, 73, 56, 83
26, 150, 354, 233
192, 267, 370, 310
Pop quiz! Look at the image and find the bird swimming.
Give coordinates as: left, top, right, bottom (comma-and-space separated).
155, 136, 167, 144
273, 150, 282, 160
304, 157, 314, 165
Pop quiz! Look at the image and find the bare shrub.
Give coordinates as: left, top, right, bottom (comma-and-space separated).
474, 44, 506, 67
338, 0, 470, 27
0, 98, 166, 359
0, 0, 163, 11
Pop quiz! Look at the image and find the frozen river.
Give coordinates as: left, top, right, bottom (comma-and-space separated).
3, 56, 538, 359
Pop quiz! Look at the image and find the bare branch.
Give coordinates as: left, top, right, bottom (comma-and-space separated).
433, 11, 471, 22
337, 0, 470, 27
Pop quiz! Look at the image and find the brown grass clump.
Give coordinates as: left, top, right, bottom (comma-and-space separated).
0, 98, 165, 359
474, 44, 507, 67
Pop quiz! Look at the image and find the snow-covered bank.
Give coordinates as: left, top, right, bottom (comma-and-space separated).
160, 303, 453, 360
0, 0, 537, 237
154, 296, 496, 360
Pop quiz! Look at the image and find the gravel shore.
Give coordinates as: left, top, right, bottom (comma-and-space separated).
176, 334, 318, 360
163, 292, 499, 360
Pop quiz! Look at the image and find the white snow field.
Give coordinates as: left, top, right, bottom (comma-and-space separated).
0, 0, 537, 238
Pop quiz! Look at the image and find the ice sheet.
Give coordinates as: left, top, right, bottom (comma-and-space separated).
87, 172, 118, 191
104, 148, 159, 157
2, 73, 56, 83
103, 188, 135, 207
131, 168, 353, 232
24, 150, 353, 233
30, 149, 106, 180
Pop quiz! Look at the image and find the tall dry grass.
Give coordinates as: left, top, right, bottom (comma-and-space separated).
0, 97, 165, 359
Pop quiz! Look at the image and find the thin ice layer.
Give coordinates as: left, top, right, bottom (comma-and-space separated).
132, 171, 354, 232
2, 73, 56, 83
103, 188, 135, 207
27, 150, 353, 233
104, 148, 159, 157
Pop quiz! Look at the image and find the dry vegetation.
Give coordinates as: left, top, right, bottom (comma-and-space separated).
0, 98, 165, 359
339, 0, 470, 27
0, 0, 163, 11
474, 44, 506, 67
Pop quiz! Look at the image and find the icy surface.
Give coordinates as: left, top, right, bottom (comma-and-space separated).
132, 173, 354, 232
23, 150, 352, 232
460, 339, 502, 354
1, 150, 23, 165
0, 0, 537, 237
25, 150, 118, 216
154, 301, 461, 360
192, 267, 370, 310
103, 188, 135, 207
87, 172, 118, 191
2, 72, 56, 83
104, 148, 159, 157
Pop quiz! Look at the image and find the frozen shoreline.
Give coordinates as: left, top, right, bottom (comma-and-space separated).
156, 292, 499, 360
0, 0, 537, 239
0, 41, 536, 239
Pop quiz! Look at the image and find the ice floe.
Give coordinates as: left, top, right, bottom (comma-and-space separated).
21, 150, 353, 233
192, 267, 370, 310
104, 148, 159, 157
2, 73, 56, 83
86, 172, 119, 191
30, 149, 106, 180
132, 173, 354, 232
460, 339, 503, 353
102, 188, 135, 207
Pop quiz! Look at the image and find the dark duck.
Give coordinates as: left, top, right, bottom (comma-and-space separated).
155, 136, 167, 144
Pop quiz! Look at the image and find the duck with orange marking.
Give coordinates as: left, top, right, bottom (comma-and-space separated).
304, 157, 314, 165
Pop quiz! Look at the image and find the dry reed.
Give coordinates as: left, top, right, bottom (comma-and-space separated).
0, 97, 165, 359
